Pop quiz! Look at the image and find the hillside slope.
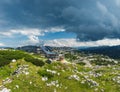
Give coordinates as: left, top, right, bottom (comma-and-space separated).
0, 50, 120, 92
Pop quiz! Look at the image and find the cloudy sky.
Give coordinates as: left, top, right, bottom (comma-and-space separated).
0, 0, 120, 47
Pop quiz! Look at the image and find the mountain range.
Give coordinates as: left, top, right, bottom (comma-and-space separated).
79, 45, 120, 59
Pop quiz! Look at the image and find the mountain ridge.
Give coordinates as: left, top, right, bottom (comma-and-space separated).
79, 45, 120, 59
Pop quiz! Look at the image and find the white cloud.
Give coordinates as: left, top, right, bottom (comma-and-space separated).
28, 35, 39, 44
0, 43, 5, 46
0, 27, 65, 46
0, 31, 13, 36
116, 0, 120, 7
1, 0, 20, 4
0, 27, 65, 45
19, 36, 39, 46
0, 27, 65, 37
10, 29, 43, 36
97, 2, 108, 15
97, 1, 119, 27
44, 38, 120, 47
44, 27, 65, 33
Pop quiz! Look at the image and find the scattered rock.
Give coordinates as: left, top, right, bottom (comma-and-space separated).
46, 69, 57, 75
15, 85, 19, 89
12, 65, 29, 76
2, 78, 12, 85
0, 88, 11, 92
12, 59, 16, 63
46, 80, 59, 87
68, 74, 80, 81
42, 77, 48, 81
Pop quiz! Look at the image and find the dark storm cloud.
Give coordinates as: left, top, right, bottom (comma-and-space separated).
1, 0, 120, 41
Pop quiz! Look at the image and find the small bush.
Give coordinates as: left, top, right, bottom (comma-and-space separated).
0, 50, 45, 67
77, 62, 86, 66
90, 59, 116, 66
65, 53, 77, 61
38, 69, 53, 78
24, 57, 45, 66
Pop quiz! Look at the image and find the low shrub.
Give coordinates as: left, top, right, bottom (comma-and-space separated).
38, 69, 53, 78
